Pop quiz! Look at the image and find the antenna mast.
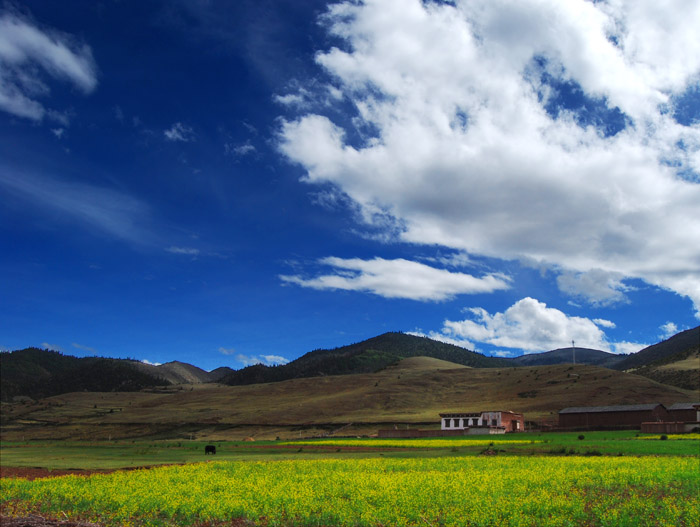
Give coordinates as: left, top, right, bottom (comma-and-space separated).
572, 340, 576, 365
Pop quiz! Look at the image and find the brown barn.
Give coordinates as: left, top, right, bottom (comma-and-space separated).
667, 402, 700, 423
558, 404, 668, 430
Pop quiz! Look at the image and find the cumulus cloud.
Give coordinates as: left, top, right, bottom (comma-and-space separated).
280, 256, 510, 301
234, 353, 289, 367
434, 297, 638, 354
556, 269, 632, 307
610, 341, 646, 355
141, 359, 162, 366
277, 0, 700, 313
659, 322, 679, 339
0, 10, 97, 120
164, 122, 195, 142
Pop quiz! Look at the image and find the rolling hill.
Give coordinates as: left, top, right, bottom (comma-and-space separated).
0, 348, 166, 402
220, 332, 510, 385
2, 356, 695, 442
613, 326, 699, 371
130, 360, 216, 384
509, 347, 624, 368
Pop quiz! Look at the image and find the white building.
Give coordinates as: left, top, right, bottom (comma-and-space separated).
440, 411, 524, 433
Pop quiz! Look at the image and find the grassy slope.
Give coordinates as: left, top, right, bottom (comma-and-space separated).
221, 332, 508, 385
2, 357, 696, 441
614, 325, 700, 371
631, 349, 700, 391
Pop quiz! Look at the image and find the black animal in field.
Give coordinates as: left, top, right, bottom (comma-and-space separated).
205, 445, 216, 455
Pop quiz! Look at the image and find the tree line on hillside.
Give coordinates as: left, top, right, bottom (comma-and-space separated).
0, 348, 166, 401
221, 332, 510, 386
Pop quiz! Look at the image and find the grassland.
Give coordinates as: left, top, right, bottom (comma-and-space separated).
1, 431, 698, 471
2, 359, 697, 442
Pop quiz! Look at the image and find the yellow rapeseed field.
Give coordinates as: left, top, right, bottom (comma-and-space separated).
2, 456, 698, 526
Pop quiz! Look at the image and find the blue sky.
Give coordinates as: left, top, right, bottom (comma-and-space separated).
1, 0, 699, 371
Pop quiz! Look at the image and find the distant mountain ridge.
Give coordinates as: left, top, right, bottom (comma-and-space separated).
510, 347, 625, 368
3, 326, 697, 399
130, 360, 231, 384
220, 332, 510, 386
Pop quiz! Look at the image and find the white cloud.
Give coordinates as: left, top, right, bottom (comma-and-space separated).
0, 167, 153, 244
72, 342, 98, 354
141, 359, 162, 366
225, 141, 256, 157
408, 331, 475, 351
610, 341, 646, 355
435, 297, 634, 354
164, 122, 195, 142
218, 347, 236, 355
41, 342, 62, 351
659, 322, 679, 339
280, 256, 510, 301
235, 353, 289, 367
0, 11, 97, 120
166, 246, 200, 255
593, 318, 616, 329
556, 269, 632, 307
278, 0, 700, 314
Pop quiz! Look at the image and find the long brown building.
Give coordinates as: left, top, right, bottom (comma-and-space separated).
558, 404, 668, 430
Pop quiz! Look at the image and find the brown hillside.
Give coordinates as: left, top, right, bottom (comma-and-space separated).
2, 358, 696, 441
130, 360, 213, 384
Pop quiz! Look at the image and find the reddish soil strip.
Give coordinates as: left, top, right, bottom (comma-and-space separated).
247, 444, 408, 451
0, 467, 112, 480
0, 464, 187, 481
0, 514, 102, 527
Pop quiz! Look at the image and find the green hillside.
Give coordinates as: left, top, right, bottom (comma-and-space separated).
221, 332, 509, 385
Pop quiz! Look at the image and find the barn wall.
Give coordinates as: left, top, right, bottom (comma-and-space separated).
640, 422, 687, 434
668, 409, 700, 422
559, 406, 669, 429
500, 413, 525, 432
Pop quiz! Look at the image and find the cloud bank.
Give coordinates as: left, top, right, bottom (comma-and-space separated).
278, 0, 700, 313
432, 297, 645, 354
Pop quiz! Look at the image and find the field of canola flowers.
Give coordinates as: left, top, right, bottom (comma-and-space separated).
2, 455, 699, 526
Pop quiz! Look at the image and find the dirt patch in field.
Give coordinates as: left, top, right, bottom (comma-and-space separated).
0, 514, 102, 527
0, 467, 113, 480
0, 464, 185, 481
245, 444, 407, 452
